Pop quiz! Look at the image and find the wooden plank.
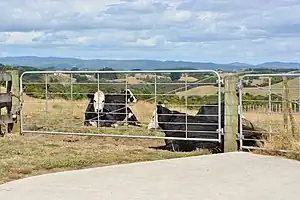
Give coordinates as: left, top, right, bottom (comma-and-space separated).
0, 114, 14, 124
6, 70, 20, 134
224, 75, 238, 152
0, 71, 12, 81
283, 76, 296, 135
282, 77, 288, 132
0, 93, 12, 103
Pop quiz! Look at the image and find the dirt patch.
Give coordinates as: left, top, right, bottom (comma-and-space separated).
179, 76, 198, 82
107, 77, 145, 84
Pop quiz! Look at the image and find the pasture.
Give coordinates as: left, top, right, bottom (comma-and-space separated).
2, 70, 300, 185
1, 92, 298, 184
0, 93, 210, 184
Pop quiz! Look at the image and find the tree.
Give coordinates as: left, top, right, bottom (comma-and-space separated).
71, 67, 79, 71
3, 65, 13, 70
95, 67, 117, 80
170, 72, 181, 81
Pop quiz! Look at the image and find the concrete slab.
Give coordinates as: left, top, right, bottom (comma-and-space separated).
1, 152, 300, 200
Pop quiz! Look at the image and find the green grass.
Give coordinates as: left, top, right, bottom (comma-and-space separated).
0, 94, 211, 184
0, 134, 210, 184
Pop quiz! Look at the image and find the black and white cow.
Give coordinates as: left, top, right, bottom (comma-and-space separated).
147, 103, 222, 152
84, 89, 141, 127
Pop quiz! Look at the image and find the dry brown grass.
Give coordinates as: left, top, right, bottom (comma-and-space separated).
243, 77, 300, 100
3, 90, 300, 184
243, 109, 300, 159
22, 95, 199, 133
178, 75, 198, 82
107, 76, 145, 84
0, 95, 210, 184
176, 85, 219, 97
134, 73, 169, 80
0, 134, 208, 184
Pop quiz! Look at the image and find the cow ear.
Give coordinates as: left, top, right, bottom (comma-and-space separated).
156, 104, 162, 113
87, 93, 94, 99
157, 104, 165, 114
157, 102, 165, 107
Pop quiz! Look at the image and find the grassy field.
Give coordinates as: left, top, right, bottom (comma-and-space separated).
0, 94, 209, 184
176, 76, 300, 99
243, 77, 300, 99
0, 134, 209, 184
2, 76, 300, 184
176, 85, 219, 97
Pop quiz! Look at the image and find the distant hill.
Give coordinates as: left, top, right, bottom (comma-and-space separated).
229, 62, 252, 67
256, 62, 300, 69
0, 56, 300, 71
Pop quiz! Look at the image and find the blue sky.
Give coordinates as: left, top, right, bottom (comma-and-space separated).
0, 0, 300, 64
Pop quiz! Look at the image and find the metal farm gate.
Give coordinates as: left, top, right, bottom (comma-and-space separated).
20, 70, 223, 146
238, 73, 300, 152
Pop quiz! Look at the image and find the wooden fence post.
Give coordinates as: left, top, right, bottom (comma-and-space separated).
283, 76, 296, 135
224, 75, 238, 152
7, 70, 20, 134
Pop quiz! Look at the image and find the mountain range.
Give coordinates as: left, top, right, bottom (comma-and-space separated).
0, 56, 300, 71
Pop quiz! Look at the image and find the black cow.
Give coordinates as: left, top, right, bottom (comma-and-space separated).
84, 89, 141, 127
148, 102, 267, 152
195, 102, 267, 149
147, 103, 222, 152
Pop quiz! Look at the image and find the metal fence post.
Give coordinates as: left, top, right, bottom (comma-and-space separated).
224, 75, 238, 152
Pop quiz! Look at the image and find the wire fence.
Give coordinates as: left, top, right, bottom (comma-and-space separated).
20, 70, 223, 145
239, 73, 300, 152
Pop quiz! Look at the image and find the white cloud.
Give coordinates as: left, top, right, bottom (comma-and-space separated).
0, 0, 299, 64
1, 32, 44, 44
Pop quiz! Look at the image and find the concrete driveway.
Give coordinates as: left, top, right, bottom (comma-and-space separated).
1, 152, 300, 200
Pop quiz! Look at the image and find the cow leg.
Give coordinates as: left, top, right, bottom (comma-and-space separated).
164, 139, 181, 152
89, 120, 98, 127
120, 111, 141, 127
103, 114, 118, 127
125, 108, 141, 127
84, 120, 91, 126
194, 141, 222, 153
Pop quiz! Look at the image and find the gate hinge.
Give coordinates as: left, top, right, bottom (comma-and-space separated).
219, 79, 224, 85
216, 79, 224, 87
238, 134, 245, 140
217, 128, 224, 135
237, 80, 243, 90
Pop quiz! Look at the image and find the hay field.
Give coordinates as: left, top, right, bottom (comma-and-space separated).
21, 94, 197, 135
176, 85, 219, 97
178, 75, 198, 82
107, 76, 145, 84
0, 94, 208, 184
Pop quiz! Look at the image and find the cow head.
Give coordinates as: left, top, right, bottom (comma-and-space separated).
122, 89, 137, 103
87, 90, 105, 113
147, 102, 167, 130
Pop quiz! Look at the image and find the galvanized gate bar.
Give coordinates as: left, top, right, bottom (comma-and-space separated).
238, 73, 300, 152
20, 70, 223, 144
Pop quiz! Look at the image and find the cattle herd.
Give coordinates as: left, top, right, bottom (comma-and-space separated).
84, 89, 266, 153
